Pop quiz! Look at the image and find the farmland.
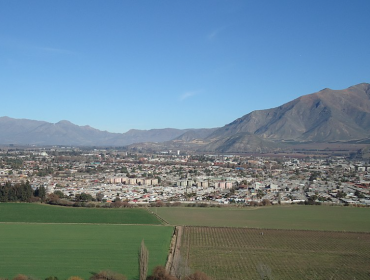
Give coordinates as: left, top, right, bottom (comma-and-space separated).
0, 203, 173, 280
2, 203, 370, 279
179, 226, 370, 280
156, 205, 370, 232
0, 203, 161, 225
0, 223, 173, 280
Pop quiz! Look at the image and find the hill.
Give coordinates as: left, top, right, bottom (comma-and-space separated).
207, 83, 370, 143
1, 83, 369, 152
0, 116, 211, 146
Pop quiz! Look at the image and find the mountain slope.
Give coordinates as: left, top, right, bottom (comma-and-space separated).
201, 132, 283, 153
208, 83, 370, 143
0, 117, 209, 146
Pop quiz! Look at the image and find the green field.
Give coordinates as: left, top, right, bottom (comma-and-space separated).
0, 203, 172, 279
0, 223, 173, 280
156, 205, 370, 232
2, 203, 370, 279
0, 203, 161, 225
179, 226, 370, 280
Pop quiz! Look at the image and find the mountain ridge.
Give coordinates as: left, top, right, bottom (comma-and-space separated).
1, 83, 369, 152
0, 116, 215, 146
207, 83, 370, 142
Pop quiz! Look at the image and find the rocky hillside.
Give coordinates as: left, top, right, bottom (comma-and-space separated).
207, 83, 370, 143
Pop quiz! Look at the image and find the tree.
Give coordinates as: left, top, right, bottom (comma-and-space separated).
47, 193, 60, 205
336, 190, 347, 199
261, 199, 272, 206
54, 190, 64, 198
34, 186, 46, 202
96, 192, 104, 201
139, 240, 149, 280
355, 190, 365, 198
257, 189, 264, 199
111, 196, 123, 208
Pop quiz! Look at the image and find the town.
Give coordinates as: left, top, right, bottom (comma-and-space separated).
1, 146, 369, 207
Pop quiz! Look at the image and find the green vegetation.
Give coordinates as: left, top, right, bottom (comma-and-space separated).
156, 205, 370, 232
180, 226, 370, 280
0, 203, 161, 225
0, 223, 173, 280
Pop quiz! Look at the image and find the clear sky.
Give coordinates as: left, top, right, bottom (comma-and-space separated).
1, 0, 369, 133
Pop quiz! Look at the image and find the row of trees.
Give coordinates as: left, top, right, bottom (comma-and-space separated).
0, 181, 45, 202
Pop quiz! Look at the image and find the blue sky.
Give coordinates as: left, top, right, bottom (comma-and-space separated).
1, 0, 369, 133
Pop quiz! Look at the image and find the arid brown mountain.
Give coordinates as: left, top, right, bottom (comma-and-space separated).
207, 83, 370, 144
0, 117, 212, 146
1, 83, 369, 152
201, 132, 284, 153
0, 117, 118, 146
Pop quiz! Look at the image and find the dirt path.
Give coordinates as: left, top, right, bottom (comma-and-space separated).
166, 225, 183, 276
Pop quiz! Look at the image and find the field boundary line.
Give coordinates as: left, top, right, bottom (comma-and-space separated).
145, 207, 170, 225
182, 225, 370, 234
0, 221, 170, 226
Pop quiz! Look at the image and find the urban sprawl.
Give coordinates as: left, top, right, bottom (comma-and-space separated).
1, 147, 369, 206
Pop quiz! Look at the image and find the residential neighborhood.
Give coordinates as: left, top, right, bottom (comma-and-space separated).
1, 147, 369, 207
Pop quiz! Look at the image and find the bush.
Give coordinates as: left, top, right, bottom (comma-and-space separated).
67, 277, 84, 280
147, 266, 177, 280
45, 277, 58, 280
13, 275, 29, 280
261, 199, 272, 206
89, 270, 126, 280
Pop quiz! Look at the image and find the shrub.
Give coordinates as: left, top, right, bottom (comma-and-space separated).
45, 277, 58, 280
67, 276, 84, 280
147, 266, 178, 280
89, 271, 126, 280
13, 275, 29, 280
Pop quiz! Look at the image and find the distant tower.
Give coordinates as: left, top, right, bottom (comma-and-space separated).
177, 150, 180, 155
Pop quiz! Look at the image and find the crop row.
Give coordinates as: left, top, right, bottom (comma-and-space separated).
179, 226, 370, 280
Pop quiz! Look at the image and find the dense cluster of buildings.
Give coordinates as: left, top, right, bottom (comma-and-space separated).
0, 147, 369, 206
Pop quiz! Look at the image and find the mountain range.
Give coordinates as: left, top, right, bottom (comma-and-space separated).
1, 83, 369, 152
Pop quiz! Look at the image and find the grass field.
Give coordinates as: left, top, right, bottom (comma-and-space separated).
0, 203, 161, 225
2, 203, 370, 279
180, 226, 370, 280
156, 205, 370, 232
0, 203, 172, 279
0, 223, 173, 280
